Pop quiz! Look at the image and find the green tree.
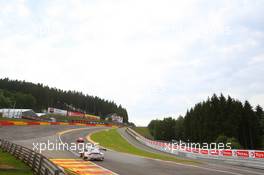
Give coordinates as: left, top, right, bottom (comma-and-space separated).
0, 78, 129, 123
0, 90, 12, 108
215, 135, 228, 144
148, 94, 263, 149
227, 137, 241, 149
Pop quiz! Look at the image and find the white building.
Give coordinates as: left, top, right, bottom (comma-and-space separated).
0, 109, 37, 118
107, 113, 123, 123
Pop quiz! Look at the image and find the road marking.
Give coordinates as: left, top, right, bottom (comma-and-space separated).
206, 163, 264, 175
87, 128, 249, 175
57, 128, 119, 175
12, 121, 27, 125
51, 159, 114, 175
60, 128, 250, 175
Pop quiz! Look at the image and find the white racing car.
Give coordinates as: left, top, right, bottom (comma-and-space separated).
79, 143, 106, 161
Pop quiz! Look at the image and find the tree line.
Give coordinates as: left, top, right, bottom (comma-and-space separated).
0, 78, 128, 123
148, 94, 264, 149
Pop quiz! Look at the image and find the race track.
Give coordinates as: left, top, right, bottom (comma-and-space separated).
0, 126, 263, 175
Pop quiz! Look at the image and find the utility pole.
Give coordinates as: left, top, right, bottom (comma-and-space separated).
12, 101, 16, 118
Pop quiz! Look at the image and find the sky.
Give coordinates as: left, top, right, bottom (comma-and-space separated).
0, 0, 263, 126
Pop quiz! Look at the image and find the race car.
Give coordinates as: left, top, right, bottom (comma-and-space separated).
80, 143, 106, 161
76, 137, 85, 143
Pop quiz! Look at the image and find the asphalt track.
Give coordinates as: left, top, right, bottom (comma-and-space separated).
0, 125, 264, 175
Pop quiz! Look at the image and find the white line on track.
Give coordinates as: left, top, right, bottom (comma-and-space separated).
206, 163, 264, 175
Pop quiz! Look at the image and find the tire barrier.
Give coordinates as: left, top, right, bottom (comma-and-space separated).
126, 128, 264, 169
0, 139, 65, 175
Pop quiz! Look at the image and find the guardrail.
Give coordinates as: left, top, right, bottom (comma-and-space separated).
0, 139, 65, 175
126, 128, 264, 169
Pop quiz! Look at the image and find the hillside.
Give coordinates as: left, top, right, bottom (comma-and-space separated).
0, 78, 128, 123
148, 94, 264, 149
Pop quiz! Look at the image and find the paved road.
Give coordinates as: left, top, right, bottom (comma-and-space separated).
117, 128, 264, 175
1, 126, 264, 175
60, 127, 264, 175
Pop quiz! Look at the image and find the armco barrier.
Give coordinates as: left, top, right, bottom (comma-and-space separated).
126, 128, 264, 169
0, 139, 65, 175
0, 120, 114, 127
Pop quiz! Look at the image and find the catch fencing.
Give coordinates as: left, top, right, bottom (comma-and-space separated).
126, 128, 264, 169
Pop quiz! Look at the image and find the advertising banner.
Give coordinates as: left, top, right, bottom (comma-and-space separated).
47, 107, 67, 116
67, 111, 85, 117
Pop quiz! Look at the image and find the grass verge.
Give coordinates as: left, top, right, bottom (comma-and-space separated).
132, 127, 154, 140
91, 129, 199, 165
0, 149, 33, 175
0, 117, 30, 121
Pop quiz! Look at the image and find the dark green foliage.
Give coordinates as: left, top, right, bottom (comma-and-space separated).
148, 94, 264, 149
0, 90, 12, 108
0, 78, 128, 123
0, 89, 36, 109
215, 135, 228, 144
148, 117, 176, 140
227, 137, 241, 149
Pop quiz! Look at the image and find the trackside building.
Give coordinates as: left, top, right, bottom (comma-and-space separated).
0, 109, 37, 118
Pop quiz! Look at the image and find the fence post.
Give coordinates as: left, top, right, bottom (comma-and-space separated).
8, 142, 13, 153
55, 170, 60, 175
1, 140, 3, 149
44, 168, 49, 175
1, 140, 65, 175
31, 152, 37, 172
17, 146, 23, 159
27, 150, 33, 166
3, 141, 9, 152
23, 147, 28, 163
11, 144, 17, 155
37, 156, 43, 174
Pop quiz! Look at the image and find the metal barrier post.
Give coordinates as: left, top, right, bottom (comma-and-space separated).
0, 139, 66, 175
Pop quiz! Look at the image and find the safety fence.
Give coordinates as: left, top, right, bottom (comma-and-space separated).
0, 120, 114, 127
0, 139, 65, 175
126, 128, 264, 169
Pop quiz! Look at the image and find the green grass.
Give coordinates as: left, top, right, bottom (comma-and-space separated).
91, 129, 198, 164
40, 114, 101, 122
132, 127, 154, 140
0, 117, 31, 122
0, 149, 33, 175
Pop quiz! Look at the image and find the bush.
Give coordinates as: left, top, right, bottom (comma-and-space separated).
227, 137, 241, 149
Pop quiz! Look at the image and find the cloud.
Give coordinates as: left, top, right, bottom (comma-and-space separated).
0, 0, 263, 125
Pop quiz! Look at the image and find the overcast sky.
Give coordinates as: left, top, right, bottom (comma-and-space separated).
0, 0, 263, 125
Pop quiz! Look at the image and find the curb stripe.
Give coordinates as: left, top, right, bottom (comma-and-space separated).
50, 159, 115, 175
0, 120, 116, 128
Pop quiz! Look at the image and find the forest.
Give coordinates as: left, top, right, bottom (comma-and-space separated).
148, 94, 264, 149
0, 78, 128, 123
